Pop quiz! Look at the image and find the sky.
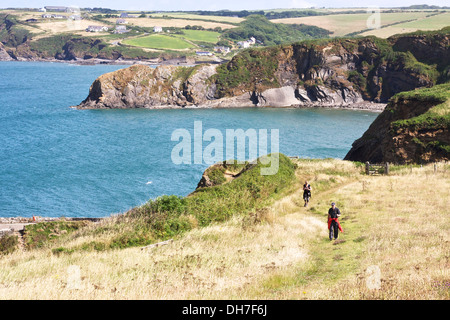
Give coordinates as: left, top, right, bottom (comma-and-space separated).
2, 0, 450, 11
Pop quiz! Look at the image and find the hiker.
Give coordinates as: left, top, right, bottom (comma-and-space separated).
303, 180, 312, 207
328, 202, 343, 240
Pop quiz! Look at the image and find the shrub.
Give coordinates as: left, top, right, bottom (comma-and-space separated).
0, 234, 18, 255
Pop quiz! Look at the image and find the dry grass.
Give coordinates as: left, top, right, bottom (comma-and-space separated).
105, 18, 236, 30
272, 11, 439, 37
0, 160, 448, 299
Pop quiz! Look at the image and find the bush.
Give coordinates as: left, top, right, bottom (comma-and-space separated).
0, 234, 18, 255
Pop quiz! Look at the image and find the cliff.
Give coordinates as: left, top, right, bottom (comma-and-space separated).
344, 82, 450, 164
75, 31, 449, 110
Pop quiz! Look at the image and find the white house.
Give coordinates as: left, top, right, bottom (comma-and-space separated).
116, 18, 127, 24
237, 41, 250, 49
237, 37, 256, 49
44, 6, 68, 12
214, 46, 230, 54
196, 51, 212, 56
114, 25, 128, 34
86, 25, 109, 32
153, 26, 163, 33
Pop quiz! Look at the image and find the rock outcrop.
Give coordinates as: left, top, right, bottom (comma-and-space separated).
76, 33, 448, 110
0, 43, 13, 61
344, 83, 450, 164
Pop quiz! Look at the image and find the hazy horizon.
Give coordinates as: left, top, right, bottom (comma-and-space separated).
1, 1, 449, 11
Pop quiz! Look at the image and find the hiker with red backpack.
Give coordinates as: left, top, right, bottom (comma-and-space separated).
328, 202, 343, 241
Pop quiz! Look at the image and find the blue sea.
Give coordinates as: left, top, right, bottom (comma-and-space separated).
0, 61, 379, 218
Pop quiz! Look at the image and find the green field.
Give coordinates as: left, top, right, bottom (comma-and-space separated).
123, 34, 195, 50
392, 11, 450, 29
361, 12, 450, 37
173, 29, 221, 43
273, 11, 447, 37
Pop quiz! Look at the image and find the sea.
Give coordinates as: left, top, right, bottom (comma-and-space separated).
0, 61, 379, 218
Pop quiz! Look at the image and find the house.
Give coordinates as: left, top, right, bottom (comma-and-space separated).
86, 25, 109, 32
116, 19, 127, 24
120, 13, 129, 18
237, 37, 256, 49
41, 14, 52, 18
66, 6, 79, 13
114, 25, 128, 34
39, 8, 46, 12
214, 46, 230, 54
44, 6, 68, 12
153, 26, 163, 33
237, 41, 250, 49
196, 51, 212, 56
51, 15, 66, 19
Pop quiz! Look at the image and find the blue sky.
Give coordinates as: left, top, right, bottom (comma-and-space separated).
2, 0, 449, 11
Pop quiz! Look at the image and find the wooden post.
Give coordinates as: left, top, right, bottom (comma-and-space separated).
434, 163, 437, 173
366, 162, 370, 175
385, 162, 389, 175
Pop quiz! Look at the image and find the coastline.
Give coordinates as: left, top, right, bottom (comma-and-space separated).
0, 56, 223, 67
1, 58, 386, 113
74, 101, 387, 112
0, 217, 103, 224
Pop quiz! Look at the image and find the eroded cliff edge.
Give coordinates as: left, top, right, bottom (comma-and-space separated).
344, 82, 450, 164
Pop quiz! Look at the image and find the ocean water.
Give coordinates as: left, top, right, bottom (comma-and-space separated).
0, 61, 379, 218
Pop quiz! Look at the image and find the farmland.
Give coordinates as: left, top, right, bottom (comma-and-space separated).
360, 11, 450, 37
123, 34, 195, 50
0, 7, 449, 62
273, 11, 446, 37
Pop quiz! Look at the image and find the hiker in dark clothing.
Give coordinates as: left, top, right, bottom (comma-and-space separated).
303, 180, 312, 207
328, 202, 343, 240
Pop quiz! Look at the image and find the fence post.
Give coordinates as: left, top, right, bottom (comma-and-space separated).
385, 162, 389, 175
366, 162, 370, 175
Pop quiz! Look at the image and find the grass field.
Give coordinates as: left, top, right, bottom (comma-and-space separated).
123, 34, 195, 50
173, 29, 221, 43
273, 11, 447, 37
361, 12, 450, 37
0, 159, 448, 299
149, 12, 244, 24
105, 17, 236, 30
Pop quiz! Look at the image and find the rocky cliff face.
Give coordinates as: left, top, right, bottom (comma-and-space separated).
76, 33, 448, 110
344, 83, 450, 164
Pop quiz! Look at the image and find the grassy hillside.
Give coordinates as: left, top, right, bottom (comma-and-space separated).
390, 82, 450, 133
4, 154, 296, 254
222, 15, 331, 46
1, 158, 448, 299
2, 8, 448, 61
273, 10, 450, 38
